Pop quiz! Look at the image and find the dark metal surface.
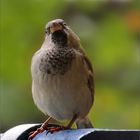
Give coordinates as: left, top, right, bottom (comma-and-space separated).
1, 124, 140, 140
81, 129, 140, 140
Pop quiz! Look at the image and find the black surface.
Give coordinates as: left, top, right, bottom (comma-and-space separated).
12, 124, 140, 140
81, 130, 140, 140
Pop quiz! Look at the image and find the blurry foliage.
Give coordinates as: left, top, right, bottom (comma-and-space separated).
0, 0, 140, 132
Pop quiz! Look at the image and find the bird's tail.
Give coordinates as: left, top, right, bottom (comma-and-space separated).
76, 117, 93, 128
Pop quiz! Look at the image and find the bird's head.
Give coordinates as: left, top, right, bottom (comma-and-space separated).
45, 19, 80, 48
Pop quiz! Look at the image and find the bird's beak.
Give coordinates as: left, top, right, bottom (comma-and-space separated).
50, 23, 63, 33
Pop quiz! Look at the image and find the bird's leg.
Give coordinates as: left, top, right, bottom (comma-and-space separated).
41, 116, 52, 129
67, 114, 77, 128
48, 114, 77, 133
28, 116, 52, 140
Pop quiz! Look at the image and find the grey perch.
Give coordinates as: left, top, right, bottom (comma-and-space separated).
1, 124, 139, 140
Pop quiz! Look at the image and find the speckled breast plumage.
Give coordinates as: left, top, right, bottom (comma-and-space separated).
39, 47, 76, 75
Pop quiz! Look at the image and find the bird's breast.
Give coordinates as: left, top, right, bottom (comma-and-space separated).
38, 48, 75, 75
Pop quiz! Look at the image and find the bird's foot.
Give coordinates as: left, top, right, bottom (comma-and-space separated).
28, 125, 68, 139
28, 127, 45, 140
47, 126, 67, 134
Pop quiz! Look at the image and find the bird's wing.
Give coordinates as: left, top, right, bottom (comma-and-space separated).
75, 46, 94, 104
82, 55, 94, 104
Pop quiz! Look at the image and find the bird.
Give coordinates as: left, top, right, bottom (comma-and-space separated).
29, 19, 94, 139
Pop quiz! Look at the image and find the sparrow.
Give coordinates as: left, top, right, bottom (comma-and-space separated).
29, 19, 94, 139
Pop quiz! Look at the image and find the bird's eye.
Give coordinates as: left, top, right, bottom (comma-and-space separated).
63, 22, 67, 26
45, 28, 50, 35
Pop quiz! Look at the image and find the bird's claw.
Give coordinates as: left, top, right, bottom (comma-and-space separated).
46, 126, 67, 134
28, 127, 45, 140
28, 125, 67, 139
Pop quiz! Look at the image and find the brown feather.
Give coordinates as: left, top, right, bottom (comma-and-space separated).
82, 55, 94, 104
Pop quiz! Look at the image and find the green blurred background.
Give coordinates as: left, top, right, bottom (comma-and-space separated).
0, 0, 140, 132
